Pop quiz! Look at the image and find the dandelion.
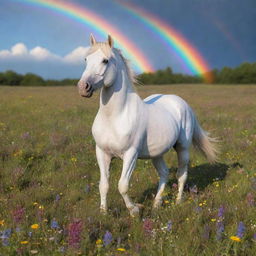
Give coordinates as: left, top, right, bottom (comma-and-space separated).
230, 236, 241, 242
31, 224, 39, 229
0, 220, 4, 226
68, 219, 83, 249
103, 230, 112, 246
96, 239, 102, 245
143, 218, 154, 236
20, 241, 29, 244
70, 157, 77, 163
211, 218, 216, 222
236, 222, 246, 239
117, 248, 126, 252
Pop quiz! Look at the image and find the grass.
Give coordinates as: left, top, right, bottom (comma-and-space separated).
0, 84, 256, 255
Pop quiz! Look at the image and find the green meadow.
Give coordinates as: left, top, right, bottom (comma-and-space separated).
0, 84, 256, 255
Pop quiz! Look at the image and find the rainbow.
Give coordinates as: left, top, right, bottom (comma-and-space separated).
14, 0, 154, 73
117, 1, 213, 83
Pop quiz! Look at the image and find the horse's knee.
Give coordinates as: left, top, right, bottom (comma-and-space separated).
118, 179, 128, 195
99, 180, 109, 194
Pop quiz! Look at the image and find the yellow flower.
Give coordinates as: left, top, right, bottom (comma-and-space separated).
20, 241, 29, 244
31, 224, 39, 229
117, 248, 126, 252
211, 218, 216, 222
199, 203, 203, 207
230, 236, 241, 242
0, 220, 4, 226
164, 200, 169, 204
71, 157, 77, 163
38, 205, 44, 210
33, 202, 38, 206
96, 239, 102, 245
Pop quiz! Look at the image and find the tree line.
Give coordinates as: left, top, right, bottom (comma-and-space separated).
0, 62, 256, 86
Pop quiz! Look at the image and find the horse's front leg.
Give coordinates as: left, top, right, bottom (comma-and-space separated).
96, 145, 111, 213
118, 148, 139, 217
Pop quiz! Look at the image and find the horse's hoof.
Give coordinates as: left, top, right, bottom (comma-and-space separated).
100, 207, 107, 214
129, 205, 140, 217
153, 199, 162, 209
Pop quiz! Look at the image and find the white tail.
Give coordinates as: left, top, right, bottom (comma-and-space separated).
193, 119, 219, 163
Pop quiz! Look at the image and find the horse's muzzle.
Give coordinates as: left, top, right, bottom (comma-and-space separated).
78, 82, 94, 98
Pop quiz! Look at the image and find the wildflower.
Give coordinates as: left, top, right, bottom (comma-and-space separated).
117, 248, 126, 252
211, 218, 216, 222
38, 205, 44, 210
33, 202, 38, 206
2, 238, 9, 246
230, 236, 241, 242
54, 194, 61, 202
202, 224, 210, 240
84, 184, 90, 193
12, 207, 25, 224
51, 219, 60, 229
68, 219, 83, 248
20, 241, 29, 244
217, 205, 225, 219
28, 231, 33, 237
236, 222, 246, 238
246, 192, 255, 206
21, 132, 31, 140
172, 183, 178, 189
143, 218, 154, 236
216, 221, 224, 240
189, 184, 198, 194
164, 200, 169, 204
253, 233, 256, 241
0, 229, 12, 239
0, 220, 4, 226
195, 206, 202, 213
167, 220, 172, 232
103, 230, 112, 246
70, 157, 77, 163
31, 224, 39, 229
96, 239, 102, 245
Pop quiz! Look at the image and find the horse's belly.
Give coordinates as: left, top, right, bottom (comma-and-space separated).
138, 109, 180, 159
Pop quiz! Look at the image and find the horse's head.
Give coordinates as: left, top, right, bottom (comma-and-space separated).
78, 34, 117, 98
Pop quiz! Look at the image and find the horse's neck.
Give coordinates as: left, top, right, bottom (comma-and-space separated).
99, 63, 141, 117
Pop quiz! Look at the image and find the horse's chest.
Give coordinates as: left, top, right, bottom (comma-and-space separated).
92, 115, 136, 156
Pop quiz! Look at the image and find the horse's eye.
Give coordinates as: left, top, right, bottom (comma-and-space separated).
84, 58, 87, 62
102, 58, 109, 64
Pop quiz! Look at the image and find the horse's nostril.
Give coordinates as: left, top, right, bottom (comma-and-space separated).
85, 83, 91, 90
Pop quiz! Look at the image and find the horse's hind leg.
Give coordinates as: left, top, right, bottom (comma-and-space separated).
175, 146, 189, 204
152, 157, 170, 208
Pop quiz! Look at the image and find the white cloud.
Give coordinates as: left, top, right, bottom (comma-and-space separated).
12, 43, 28, 56
0, 43, 87, 63
64, 46, 89, 63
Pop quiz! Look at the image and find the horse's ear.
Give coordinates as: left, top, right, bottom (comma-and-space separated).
90, 33, 96, 46
107, 35, 114, 48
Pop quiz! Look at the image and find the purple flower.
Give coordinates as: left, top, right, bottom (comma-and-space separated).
167, 220, 172, 232
172, 183, 178, 189
12, 206, 25, 224
246, 192, 255, 206
216, 221, 224, 240
55, 194, 61, 202
84, 184, 90, 193
202, 224, 210, 240
0, 229, 12, 239
28, 231, 33, 237
103, 230, 112, 246
51, 219, 60, 229
217, 205, 225, 219
21, 132, 30, 140
236, 222, 246, 239
195, 206, 202, 213
2, 238, 9, 246
68, 219, 83, 248
143, 218, 154, 236
253, 233, 256, 240
189, 185, 198, 194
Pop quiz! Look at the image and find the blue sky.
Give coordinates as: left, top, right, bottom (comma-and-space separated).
0, 0, 255, 79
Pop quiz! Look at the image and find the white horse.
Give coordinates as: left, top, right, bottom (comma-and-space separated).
78, 34, 218, 216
